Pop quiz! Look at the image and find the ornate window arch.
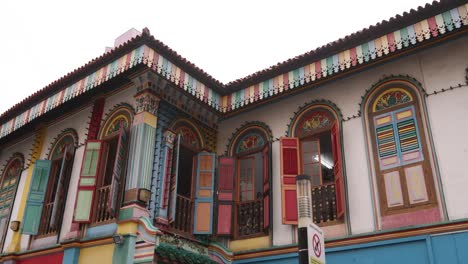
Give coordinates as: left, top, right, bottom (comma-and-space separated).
281, 102, 346, 226
223, 122, 272, 239
37, 130, 77, 236
99, 105, 133, 140
0, 154, 23, 246
161, 119, 205, 233
363, 77, 440, 229
73, 105, 133, 225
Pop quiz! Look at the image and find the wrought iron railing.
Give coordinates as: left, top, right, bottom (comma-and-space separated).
170, 195, 193, 234
312, 183, 337, 224
236, 198, 264, 237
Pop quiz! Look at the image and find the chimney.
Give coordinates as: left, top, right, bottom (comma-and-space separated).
105, 28, 142, 53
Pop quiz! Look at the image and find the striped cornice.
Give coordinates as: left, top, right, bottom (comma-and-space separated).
0, 4, 466, 140
220, 4, 467, 113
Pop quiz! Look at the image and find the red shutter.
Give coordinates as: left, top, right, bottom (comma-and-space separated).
215, 157, 235, 236
73, 140, 108, 223
262, 145, 270, 229
280, 137, 299, 225
331, 121, 345, 219
87, 98, 105, 140
107, 125, 128, 215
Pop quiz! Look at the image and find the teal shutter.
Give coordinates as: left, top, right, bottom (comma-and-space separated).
73, 140, 107, 223
193, 152, 215, 234
22, 160, 52, 235
107, 127, 128, 215
168, 134, 180, 223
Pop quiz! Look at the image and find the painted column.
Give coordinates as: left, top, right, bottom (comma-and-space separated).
123, 86, 159, 211
6, 128, 46, 253
155, 130, 176, 225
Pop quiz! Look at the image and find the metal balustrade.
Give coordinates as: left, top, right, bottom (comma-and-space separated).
312, 183, 337, 224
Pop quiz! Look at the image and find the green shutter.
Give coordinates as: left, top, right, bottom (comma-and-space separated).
22, 160, 52, 235
73, 140, 107, 223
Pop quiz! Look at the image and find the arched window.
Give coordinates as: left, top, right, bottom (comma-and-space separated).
166, 121, 203, 234
218, 123, 271, 239
72, 106, 132, 224
0, 154, 23, 246
365, 81, 439, 228
281, 103, 345, 225
36, 132, 76, 236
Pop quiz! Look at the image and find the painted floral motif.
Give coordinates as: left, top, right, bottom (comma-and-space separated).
296, 111, 332, 136
51, 135, 74, 160
374, 89, 412, 112
106, 117, 128, 136
177, 126, 200, 149
236, 133, 265, 153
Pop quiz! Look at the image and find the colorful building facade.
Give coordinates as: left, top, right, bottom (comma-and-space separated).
0, 0, 467, 263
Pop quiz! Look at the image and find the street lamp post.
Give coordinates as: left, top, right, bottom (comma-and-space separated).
296, 174, 313, 264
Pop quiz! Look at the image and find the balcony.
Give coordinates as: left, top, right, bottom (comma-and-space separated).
169, 195, 193, 235
312, 183, 337, 224
236, 198, 264, 238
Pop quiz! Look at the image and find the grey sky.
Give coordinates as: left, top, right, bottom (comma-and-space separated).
0, 0, 432, 114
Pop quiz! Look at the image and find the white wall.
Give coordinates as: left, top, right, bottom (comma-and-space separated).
216, 35, 468, 246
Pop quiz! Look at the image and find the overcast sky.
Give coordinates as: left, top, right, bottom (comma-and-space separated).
0, 0, 433, 114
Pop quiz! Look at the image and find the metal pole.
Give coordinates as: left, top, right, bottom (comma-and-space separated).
296, 174, 313, 264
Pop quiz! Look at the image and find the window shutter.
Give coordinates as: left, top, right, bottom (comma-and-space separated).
262, 145, 270, 230
331, 121, 345, 219
22, 160, 52, 234
49, 146, 68, 228
193, 152, 215, 234
73, 140, 107, 223
215, 156, 234, 236
168, 134, 181, 223
107, 126, 128, 215
280, 137, 299, 225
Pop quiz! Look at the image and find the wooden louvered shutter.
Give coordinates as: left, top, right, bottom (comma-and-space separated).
331, 121, 345, 218
49, 146, 68, 228
280, 137, 300, 225
73, 140, 107, 223
263, 145, 270, 229
22, 160, 52, 234
108, 126, 128, 215
168, 134, 181, 223
193, 152, 215, 234
215, 157, 235, 235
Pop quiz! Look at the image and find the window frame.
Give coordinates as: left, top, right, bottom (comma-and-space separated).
0, 155, 23, 248
232, 135, 269, 240
36, 134, 76, 237
88, 109, 132, 226
368, 87, 437, 216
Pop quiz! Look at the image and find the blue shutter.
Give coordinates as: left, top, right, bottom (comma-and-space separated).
22, 160, 52, 235
193, 152, 215, 234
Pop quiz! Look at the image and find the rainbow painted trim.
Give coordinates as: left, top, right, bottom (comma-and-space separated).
0, 4, 466, 139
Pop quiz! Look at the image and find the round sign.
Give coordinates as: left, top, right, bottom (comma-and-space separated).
312, 234, 321, 257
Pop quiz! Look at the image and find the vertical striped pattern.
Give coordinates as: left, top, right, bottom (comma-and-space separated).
126, 123, 156, 190
218, 4, 468, 112
0, 4, 466, 138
